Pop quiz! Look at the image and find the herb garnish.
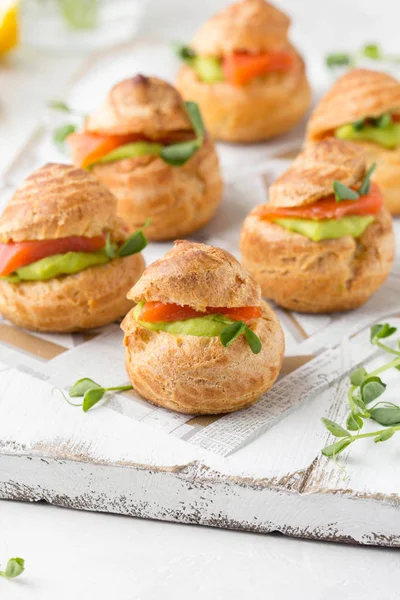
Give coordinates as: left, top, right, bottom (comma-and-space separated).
333, 162, 376, 202
59, 377, 133, 412
326, 43, 400, 68
173, 43, 197, 63
0, 557, 25, 579
53, 123, 77, 148
161, 101, 205, 166
105, 219, 150, 260
220, 321, 262, 354
321, 323, 400, 464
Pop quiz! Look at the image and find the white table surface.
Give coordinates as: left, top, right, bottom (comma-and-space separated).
1, 1, 400, 598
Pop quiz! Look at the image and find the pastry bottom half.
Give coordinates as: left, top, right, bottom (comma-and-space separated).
121, 301, 284, 415
0, 253, 145, 332
240, 208, 394, 313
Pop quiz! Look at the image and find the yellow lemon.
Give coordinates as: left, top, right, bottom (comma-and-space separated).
0, 1, 18, 55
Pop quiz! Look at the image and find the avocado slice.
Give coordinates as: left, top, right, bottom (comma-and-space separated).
2, 249, 111, 283
91, 141, 163, 167
335, 123, 400, 149
193, 56, 224, 83
133, 302, 233, 337
274, 215, 375, 242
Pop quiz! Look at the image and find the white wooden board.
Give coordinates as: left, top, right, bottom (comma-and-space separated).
1, 42, 400, 546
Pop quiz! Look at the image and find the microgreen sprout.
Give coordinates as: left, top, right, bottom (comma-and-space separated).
56, 377, 133, 412
326, 43, 400, 69
0, 557, 25, 579
220, 321, 262, 354
333, 163, 376, 201
321, 323, 400, 465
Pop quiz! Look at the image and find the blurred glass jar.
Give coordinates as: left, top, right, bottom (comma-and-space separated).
20, 0, 147, 53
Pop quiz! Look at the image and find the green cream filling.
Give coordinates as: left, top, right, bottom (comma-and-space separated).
90, 141, 163, 167
275, 215, 375, 242
335, 123, 400, 149
1, 249, 111, 283
192, 56, 224, 83
133, 302, 233, 337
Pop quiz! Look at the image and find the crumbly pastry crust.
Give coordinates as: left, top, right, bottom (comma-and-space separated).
176, 53, 311, 143
0, 163, 120, 243
91, 136, 223, 240
240, 208, 394, 313
269, 138, 366, 207
85, 75, 193, 138
122, 300, 284, 414
306, 68, 400, 142
192, 0, 291, 56
128, 240, 261, 311
0, 252, 144, 332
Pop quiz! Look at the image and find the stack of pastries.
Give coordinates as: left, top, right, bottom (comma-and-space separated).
241, 139, 395, 313
68, 75, 222, 240
176, 0, 311, 142
121, 241, 284, 414
0, 163, 145, 331
306, 68, 400, 214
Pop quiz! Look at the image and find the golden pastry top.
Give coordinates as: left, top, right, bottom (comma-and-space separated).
191, 0, 291, 56
307, 68, 400, 141
268, 139, 366, 207
85, 75, 193, 137
0, 163, 121, 243
128, 240, 261, 311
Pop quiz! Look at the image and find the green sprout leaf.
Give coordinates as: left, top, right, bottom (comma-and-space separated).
69, 377, 101, 397
53, 124, 76, 147
374, 428, 395, 443
244, 326, 262, 354
173, 43, 197, 63
350, 366, 367, 386
333, 181, 360, 202
105, 232, 117, 259
362, 43, 382, 60
321, 418, 350, 438
360, 376, 386, 405
161, 140, 200, 166
322, 438, 353, 457
49, 99, 72, 112
346, 411, 364, 431
117, 219, 150, 258
220, 321, 246, 348
358, 162, 376, 196
0, 557, 25, 579
373, 113, 392, 129
370, 406, 400, 426
160, 101, 205, 167
82, 387, 105, 412
325, 53, 351, 68
352, 118, 365, 131
370, 323, 397, 343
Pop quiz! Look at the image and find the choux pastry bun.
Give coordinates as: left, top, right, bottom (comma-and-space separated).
68, 75, 223, 240
0, 163, 145, 332
175, 0, 311, 143
241, 139, 395, 313
121, 240, 284, 414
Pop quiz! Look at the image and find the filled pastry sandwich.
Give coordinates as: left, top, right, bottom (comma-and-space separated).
121, 240, 284, 414
68, 75, 222, 240
0, 163, 146, 332
175, 0, 311, 143
306, 68, 400, 214
241, 139, 394, 313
